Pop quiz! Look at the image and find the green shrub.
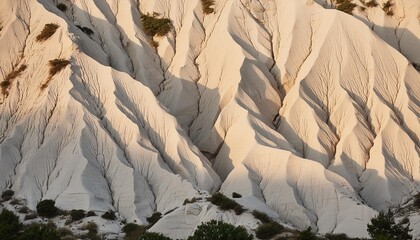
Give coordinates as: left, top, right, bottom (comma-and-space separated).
0, 209, 22, 239
81, 221, 100, 239
187, 220, 253, 240
18, 206, 29, 214
24, 212, 38, 220
252, 210, 271, 223
201, 0, 215, 14
1, 189, 14, 201
400, 217, 409, 225
367, 210, 411, 240
19, 223, 59, 240
57, 227, 73, 237
336, 0, 357, 15
101, 210, 116, 220
140, 232, 171, 240
141, 13, 172, 37
57, 3, 67, 12
123, 223, 146, 240
10, 198, 20, 205
233, 205, 245, 215
146, 212, 162, 226
87, 211, 97, 217
70, 209, 85, 222
208, 192, 241, 211
36, 199, 58, 218
255, 221, 284, 239
232, 192, 242, 198
298, 227, 317, 240
36, 24, 59, 42
82, 221, 98, 233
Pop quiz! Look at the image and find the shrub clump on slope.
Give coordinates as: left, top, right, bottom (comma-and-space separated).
141, 13, 172, 37
1, 64, 27, 95
36, 23, 59, 42
201, 0, 215, 14
41, 58, 70, 89
188, 220, 253, 240
207, 192, 245, 215
335, 0, 357, 15
36, 199, 58, 218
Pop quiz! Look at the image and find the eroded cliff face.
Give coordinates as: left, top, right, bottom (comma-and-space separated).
0, 0, 418, 238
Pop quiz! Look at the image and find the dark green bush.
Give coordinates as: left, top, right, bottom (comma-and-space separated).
400, 217, 409, 225
232, 192, 242, 198
367, 210, 411, 240
0, 209, 22, 240
70, 209, 85, 222
233, 205, 245, 215
101, 210, 116, 220
57, 3, 67, 11
1, 189, 14, 201
19, 223, 59, 240
10, 199, 20, 205
140, 232, 171, 240
56, 227, 73, 238
141, 13, 172, 37
146, 212, 162, 226
208, 192, 240, 211
18, 206, 29, 214
298, 227, 317, 240
255, 221, 284, 239
252, 210, 271, 223
123, 223, 146, 240
201, 0, 215, 14
36, 199, 58, 218
24, 212, 38, 220
80, 221, 100, 239
86, 211, 97, 217
325, 233, 351, 240
36, 24, 59, 42
187, 220, 253, 240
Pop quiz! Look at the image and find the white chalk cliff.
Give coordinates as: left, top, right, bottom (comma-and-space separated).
0, 0, 419, 238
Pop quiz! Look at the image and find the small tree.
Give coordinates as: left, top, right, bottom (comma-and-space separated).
36, 199, 58, 218
255, 221, 284, 239
367, 210, 411, 240
188, 220, 253, 240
